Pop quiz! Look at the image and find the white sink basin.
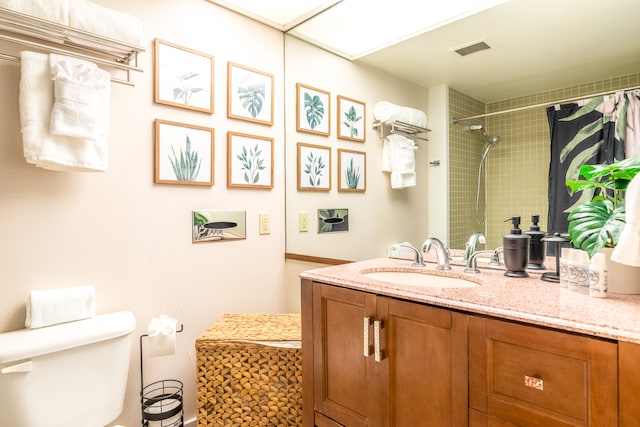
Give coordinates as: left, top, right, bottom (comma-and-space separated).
362, 270, 480, 289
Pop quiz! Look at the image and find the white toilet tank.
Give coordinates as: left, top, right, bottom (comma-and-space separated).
0, 310, 136, 427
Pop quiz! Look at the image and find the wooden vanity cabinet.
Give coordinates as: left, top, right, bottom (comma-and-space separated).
468, 316, 618, 427
619, 341, 640, 425
301, 279, 468, 427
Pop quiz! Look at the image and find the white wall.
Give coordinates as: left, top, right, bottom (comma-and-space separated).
0, 1, 286, 425
284, 36, 429, 262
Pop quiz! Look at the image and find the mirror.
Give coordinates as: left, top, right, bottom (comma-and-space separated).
283, 0, 640, 260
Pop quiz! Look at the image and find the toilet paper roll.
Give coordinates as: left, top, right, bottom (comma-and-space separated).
147, 314, 177, 357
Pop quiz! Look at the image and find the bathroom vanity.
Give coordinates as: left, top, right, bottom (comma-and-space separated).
300, 257, 640, 427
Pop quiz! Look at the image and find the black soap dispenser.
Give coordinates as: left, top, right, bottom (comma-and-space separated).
503, 216, 531, 278
525, 214, 546, 270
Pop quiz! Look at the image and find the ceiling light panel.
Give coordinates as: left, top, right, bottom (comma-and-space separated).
289, 0, 510, 59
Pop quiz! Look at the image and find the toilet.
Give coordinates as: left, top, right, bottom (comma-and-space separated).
0, 310, 136, 427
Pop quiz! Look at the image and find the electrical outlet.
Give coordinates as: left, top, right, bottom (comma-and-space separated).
259, 214, 271, 235
299, 212, 308, 232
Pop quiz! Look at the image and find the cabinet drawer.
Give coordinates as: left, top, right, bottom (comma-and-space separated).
490, 334, 587, 421
469, 316, 618, 426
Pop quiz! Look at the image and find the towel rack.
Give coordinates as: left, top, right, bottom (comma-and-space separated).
372, 120, 430, 141
0, 7, 144, 86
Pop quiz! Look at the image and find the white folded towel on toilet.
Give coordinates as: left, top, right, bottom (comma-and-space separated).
25, 285, 96, 329
69, 0, 143, 46
612, 169, 640, 266
373, 101, 427, 128
0, 0, 69, 25
49, 54, 110, 140
19, 51, 110, 172
382, 133, 417, 189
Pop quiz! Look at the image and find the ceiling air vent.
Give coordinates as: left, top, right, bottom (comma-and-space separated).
454, 41, 491, 56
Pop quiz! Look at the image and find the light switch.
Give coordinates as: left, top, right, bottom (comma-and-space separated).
299, 212, 308, 232
259, 214, 271, 235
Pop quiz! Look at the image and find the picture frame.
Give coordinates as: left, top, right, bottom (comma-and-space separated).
154, 119, 214, 186
153, 39, 214, 114
227, 62, 274, 126
338, 149, 366, 192
337, 95, 366, 142
227, 132, 274, 189
297, 142, 331, 191
296, 83, 330, 136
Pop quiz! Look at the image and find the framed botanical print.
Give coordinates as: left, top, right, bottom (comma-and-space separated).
154, 39, 214, 113
338, 149, 366, 192
337, 95, 366, 142
296, 83, 330, 136
227, 62, 274, 125
297, 142, 331, 191
227, 131, 274, 189
154, 119, 214, 186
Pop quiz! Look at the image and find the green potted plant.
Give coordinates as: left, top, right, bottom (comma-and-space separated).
567, 156, 640, 257
566, 156, 640, 293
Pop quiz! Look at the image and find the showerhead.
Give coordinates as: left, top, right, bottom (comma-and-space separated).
485, 135, 500, 145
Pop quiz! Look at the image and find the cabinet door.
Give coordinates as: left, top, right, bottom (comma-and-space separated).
312, 283, 378, 427
378, 297, 468, 427
619, 341, 640, 424
469, 316, 617, 427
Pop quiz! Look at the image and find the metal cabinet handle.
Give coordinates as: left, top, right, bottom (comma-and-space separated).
524, 375, 544, 391
363, 317, 372, 357
374, 320, 383, 362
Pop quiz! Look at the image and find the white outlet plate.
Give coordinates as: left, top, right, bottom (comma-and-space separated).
259, 213, 271, 235
299, 212, 309, 232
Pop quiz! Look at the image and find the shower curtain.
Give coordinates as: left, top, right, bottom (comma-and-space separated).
546, 91, 640, 236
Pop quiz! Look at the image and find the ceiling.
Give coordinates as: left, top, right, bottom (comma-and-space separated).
209, 0, 640, 103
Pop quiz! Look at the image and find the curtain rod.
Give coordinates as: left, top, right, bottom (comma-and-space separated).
452, 84, 640, 123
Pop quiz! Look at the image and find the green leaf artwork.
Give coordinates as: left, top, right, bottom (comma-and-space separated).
173, 71, 204, 105
303, 151, 326, 187
169, 134, 202, 181
344, 157, 361, 189
304, 92, 325, 129
237, 77, 265, 118
236, 144, 266, 184
343, 105, 362, 138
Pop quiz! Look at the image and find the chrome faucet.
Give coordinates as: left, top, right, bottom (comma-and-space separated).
489, 246, 503, 266
399, 243, 426, 267
422, 238, 451, 270
465, 249, 499, 274
463, 232, 486, 262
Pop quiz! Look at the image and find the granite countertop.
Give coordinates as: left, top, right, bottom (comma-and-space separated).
300, 254, 640, 344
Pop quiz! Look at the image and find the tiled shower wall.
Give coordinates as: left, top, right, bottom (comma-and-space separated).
449, 72, 640, 250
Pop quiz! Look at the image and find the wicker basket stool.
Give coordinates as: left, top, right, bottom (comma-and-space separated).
196, 314, 302, 426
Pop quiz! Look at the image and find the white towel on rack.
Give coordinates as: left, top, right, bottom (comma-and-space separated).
373, 101, 427, 128
0, 0, 69, 25
49, 54, 110, 140
69, 0, 143, 46
382, 133, 417, 189
19, 51, 110, 172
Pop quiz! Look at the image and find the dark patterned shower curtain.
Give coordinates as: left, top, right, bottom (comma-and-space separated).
546, 92, 636, 236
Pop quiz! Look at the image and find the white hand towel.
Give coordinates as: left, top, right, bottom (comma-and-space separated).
49, 54, 110, 140
25, 285, 96, 329
0, 0, 69, 25
69, 0, 143, 46
19, 51, 110, 172
612, 170, 640, 266
147, 314, 178, 357
373, 101, 427, 128
383, 133, 417, 189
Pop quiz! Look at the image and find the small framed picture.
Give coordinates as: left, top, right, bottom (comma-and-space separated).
154, 119, 214, 186
296, 83, 330, 136
297, 142, 331, 191
227, 62, 274, 126
154, 39, 214, 113
338, 149, 366, 192
337, 95, 366, 142
227, 132, 274, 189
